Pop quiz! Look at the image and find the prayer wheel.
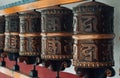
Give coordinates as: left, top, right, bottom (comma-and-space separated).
4, 13, 19, 61
0, 16, 6, 66
19, 10, 41, 64
73, 1, 115, 78
0, 16, 5, 54
41, 5, 73, 73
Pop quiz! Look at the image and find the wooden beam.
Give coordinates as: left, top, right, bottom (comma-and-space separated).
0, 67, 30, 78
0, 0, 86, 15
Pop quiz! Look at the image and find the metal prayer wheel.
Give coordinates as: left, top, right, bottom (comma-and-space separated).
0, 16, 5, 54
73, 1, 115, 78
41, 6, 73, 72
4, 13, 19, 61
0, 16, 6, 67
0, 16, 6, 66
19, 10, 41, 64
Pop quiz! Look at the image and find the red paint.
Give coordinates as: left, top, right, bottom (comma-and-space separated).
0, 72, 11, 78
0, 58, 80, 78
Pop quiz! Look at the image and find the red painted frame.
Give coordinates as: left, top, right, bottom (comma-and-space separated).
0, 58, 80, 78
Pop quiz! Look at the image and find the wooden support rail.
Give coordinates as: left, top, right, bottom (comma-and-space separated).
0, 67, 30, 78
0, 0, 86, 15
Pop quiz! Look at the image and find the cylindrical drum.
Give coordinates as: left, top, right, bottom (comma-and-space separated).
73, 1, 114, 68
19, 10, 41, 64
41, 6, 73, 60
0, 16, 5, 54
4, 13, 19, 61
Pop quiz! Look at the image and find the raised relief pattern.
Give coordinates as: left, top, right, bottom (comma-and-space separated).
41, 36, 73, 59
73, 39, 114, 67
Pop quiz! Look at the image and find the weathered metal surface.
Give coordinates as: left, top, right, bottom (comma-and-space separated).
0, 16, 5, 53
4, 13, 19, 60
41, 6, 73, 60
73, 1, 114, 68
19, 10, 41, 64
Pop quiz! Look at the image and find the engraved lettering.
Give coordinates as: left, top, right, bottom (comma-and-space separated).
81, 16, 97, 32
80, 44, 98, 61
46, 38, 61, 55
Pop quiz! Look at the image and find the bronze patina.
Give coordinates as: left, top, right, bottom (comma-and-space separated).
19, 10, 41, 64
73, 1, 115, 78
41, 6, 73, 78
4, 13, 19, 61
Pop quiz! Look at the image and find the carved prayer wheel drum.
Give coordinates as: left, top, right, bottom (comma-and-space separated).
41, 6, 73, 71
0, 16, 5, 54
4, 13, 19, 61
19, 10, 41, 64
73, 1, 114, 78
41, 6, 73, 60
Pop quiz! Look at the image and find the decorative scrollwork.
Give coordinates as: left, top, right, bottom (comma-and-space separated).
4, 13, 20, 54
73, 2, 114, 34
41, 6, 73, 32
19, 10, 41, 58
20, 36, 41, 56
4, 34, 19, 53
73, 1, 114, 69
20, 11, 41, 33
73, 39, 114, 67
41, 36, 73, 60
